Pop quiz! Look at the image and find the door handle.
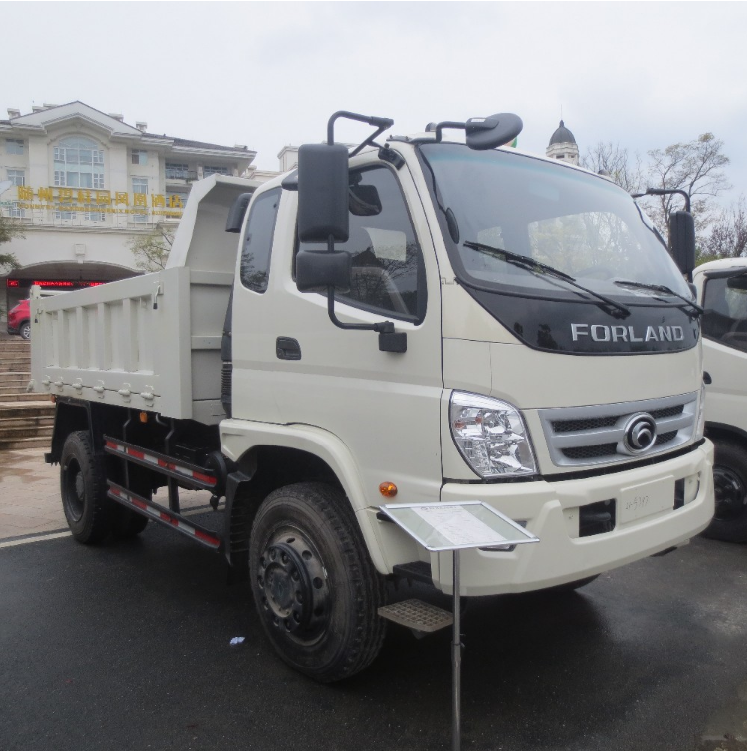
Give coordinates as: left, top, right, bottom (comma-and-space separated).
276, 337, 302, 361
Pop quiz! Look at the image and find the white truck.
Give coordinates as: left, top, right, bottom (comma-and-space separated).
31, 111, 714, 682
693, 257, 747, 541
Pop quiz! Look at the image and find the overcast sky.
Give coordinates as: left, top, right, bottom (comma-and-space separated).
5, 1, 747, 204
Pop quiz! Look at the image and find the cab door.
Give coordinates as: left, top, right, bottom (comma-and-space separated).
265, 158, 444, 508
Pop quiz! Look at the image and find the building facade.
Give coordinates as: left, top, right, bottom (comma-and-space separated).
0, 101, 257, 312
546, 119, 579, 165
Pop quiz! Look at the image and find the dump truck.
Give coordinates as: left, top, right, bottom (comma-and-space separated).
31, 110, 714, 682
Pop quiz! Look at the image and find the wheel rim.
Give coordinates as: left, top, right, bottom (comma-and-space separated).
713, 465, 747, 522
20, 323, 30, 339
63, 459, 85, 522
256, 528, 330, 643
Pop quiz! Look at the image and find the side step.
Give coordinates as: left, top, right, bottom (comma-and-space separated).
107, 481, 222, 550
378, 599, 453, 633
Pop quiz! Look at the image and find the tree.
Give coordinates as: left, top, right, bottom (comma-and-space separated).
128, 224, 174, 272
645, 132, 731, 236
699, 196, 747, 263
581, 142, 644, 194
0, 214, 23, 275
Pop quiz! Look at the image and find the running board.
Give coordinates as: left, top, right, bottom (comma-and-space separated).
104, 437, 218, 492
107, 481, 222, 550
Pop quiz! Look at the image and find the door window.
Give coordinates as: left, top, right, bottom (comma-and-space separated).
240, 189, 281, 293
703, 275, 747, 353
297, 166, 427, 323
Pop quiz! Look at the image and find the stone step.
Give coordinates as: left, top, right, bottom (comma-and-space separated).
0, 435, 51, 451
0, 362, 31, 373
0, 393, 54, 403
0, 424, 53, 440
0, 371, 30, 381
0, 415, 54, 429
0, 402, 55, 419
0, 341, 31, 352
0, 385, 31, 396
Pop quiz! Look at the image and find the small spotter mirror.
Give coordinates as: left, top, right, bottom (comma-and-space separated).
466, 113, 523, 151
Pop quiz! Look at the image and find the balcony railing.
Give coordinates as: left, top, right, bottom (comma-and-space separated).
165, 169, 198, 181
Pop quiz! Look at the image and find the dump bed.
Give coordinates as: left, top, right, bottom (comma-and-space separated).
30, 175, 259, 425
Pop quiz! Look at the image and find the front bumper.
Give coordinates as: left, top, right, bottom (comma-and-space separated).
431, 441, 714, 596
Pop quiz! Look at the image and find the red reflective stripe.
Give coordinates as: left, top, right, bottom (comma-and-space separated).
110, 487, 121, 497
195, 529, 220, 546
193, 471, 217, 485
127, 448, 145, 460
105, 441, 118, 450
133, 499, 148, 511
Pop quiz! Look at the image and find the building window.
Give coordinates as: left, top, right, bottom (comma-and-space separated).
132, 177, 148, 223
54, 137, 105, 190
84, 211, 105, 222
166, 163, 191, 179
7, 169, 25, 186
6, 139, 24, 155
203, 165, 229, 177
132, 149, 148, 166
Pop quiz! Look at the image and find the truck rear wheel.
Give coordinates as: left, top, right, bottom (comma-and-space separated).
60, 430, 113, 544
249, 482, 386, 683
702, 441, 747, 543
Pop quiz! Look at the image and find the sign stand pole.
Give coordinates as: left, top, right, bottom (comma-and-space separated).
452, 549, 462, 751
377, 502, 539, 751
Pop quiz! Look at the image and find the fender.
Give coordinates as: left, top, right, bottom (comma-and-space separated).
220, 418, 392, 573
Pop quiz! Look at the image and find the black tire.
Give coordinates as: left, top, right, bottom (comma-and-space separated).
111, 505, 149, 540
19, 321, 30, 340
542, 575, 600, 594
249, 482, 386, 683
702, 441, 747, 543
60, 431, 113, 544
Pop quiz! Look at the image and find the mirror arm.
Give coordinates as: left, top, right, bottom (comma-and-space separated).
632, 187, 691, 214
327, 111, 395, 148
434, 121, 466, 143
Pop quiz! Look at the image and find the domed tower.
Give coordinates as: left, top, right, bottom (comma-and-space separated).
546, 120, 579, 165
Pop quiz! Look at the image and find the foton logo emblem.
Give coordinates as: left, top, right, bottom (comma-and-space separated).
571, 324, 684, 343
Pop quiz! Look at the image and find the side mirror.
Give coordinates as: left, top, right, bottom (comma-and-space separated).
297, 143, 350, 243
349, 184, 382, 217
465, 113, 523, 150
668, 211, 696, 278
225, 192, 253, 233
296, 249, 351, 293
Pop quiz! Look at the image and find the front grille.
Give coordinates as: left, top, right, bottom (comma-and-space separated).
539, 392, 698, 468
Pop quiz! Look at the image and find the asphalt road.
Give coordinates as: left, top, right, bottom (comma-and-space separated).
1, 518, 746, 751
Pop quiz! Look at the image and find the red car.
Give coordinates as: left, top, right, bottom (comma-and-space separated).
7, 298, 30, 340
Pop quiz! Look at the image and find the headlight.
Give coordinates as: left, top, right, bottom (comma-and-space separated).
449, 391, 537, 478
694, 382, 706, 441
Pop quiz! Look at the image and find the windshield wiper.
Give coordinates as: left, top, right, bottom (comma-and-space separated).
463, 240, 631, 319
613, 280, 703, 317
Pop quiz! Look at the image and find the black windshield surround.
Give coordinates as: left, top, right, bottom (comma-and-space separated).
418, 143, 698, 355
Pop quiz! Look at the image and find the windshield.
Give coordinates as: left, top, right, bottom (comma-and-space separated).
419, 144, 691, 301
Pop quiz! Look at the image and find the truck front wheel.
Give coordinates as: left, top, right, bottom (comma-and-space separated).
249, 482, 386, 682
60, 430, 113, 544
703, 441, 747, 543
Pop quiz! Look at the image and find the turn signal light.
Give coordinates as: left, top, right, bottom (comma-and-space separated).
139, 411, 148, 424
379, 482, 398, 498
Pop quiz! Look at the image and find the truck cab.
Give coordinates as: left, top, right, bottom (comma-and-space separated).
693, 258, 747, 541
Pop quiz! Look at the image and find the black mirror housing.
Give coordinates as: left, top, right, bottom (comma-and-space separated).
296, 249, 351, 293
225, 192, 253, 233
668, 210, 696, 277
297, 144, 350, 243
466, 113, 523, 150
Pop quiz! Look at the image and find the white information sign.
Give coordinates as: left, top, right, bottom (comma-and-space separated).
411, 506, 507, 548
380, 501, 539, 552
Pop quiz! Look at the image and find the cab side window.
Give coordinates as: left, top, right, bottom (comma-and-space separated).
298, 166, 427, 323
703, 276, 747, 353
240, 188, 281, 293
